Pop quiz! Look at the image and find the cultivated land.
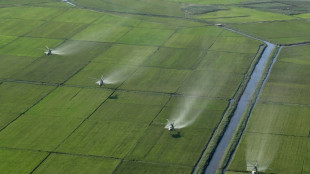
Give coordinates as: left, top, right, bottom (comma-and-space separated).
227, 45, 310, 174
0, 0, 310, 174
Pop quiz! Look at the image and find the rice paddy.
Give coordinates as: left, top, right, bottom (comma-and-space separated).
0, 0, 310, 174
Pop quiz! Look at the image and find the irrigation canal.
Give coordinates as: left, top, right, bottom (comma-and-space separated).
205, 27, 278, 174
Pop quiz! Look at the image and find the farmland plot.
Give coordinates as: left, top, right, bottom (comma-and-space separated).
0, 148, 48, 174
34, 153, 120, 174
0, 82, 54, 129
227, 44, 310, 174
229, 20, 310, 44
0, 2, 272, 174
11, 41, 110, 83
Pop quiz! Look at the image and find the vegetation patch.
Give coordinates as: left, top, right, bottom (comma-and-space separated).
118, 28, 175, 46
114, 160, 192, 173
0, 82, 54, 129
119, 67, 190, 93
0, 116, 83, 151
25, 86, 112, 119
0, 148, 48, 174
229, 20, 310, 44
26, 22, 87, 39
56, 120, 148, 158
0, 37, 63, 57
34, 153, 120, 174
0, 55, 36, 78
142, 47, 205, 69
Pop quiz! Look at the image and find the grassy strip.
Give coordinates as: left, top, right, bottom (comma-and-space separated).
216, 45, 280, 174
193, 44, 266, 174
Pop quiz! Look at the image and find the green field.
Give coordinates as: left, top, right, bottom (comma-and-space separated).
229, 20, 310, 45
1, 0, 309, 174
227, 45, 310, 174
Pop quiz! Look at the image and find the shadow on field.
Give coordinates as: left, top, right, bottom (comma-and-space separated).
172, 132, 182, 138
109, 95, 118, 99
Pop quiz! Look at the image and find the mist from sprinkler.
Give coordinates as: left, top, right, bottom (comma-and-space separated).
165, 97, 209, 129
51, 41, 92, 56
246, 114, 281, 172
164, 69, 231, 130
102, 69, 131, 85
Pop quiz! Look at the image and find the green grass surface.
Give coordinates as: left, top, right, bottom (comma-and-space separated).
168, 0, 250, 4
0, 6, 64, 20
12, 42, 110, 83
153, 96, 228, 130
11, 58, 87, 83
0, 35, 17, 47
0, 19, 44, 36
197, 51, 255, 74
228, 133, 307, 174
25, 86, 112, 119
142, 47, 205, 69
268, 61, 310, 86
89, 101, 163, 124
72, 24, 131, 42
246, 103, 310, 136
209, 37, 261, 53
34, 154, 120, 174
259, 82, 310, 105
0, 2, 287, 174
304, 142, 310, 174
74, 0, 184, 17
240, 1, 310, 15
0, 148, 48, 174
65, 62, 137, 88
56, 120, 148, 158
0, 116, 83, 151
296, 13, 310, 19
178, 70, 244, 98
119, 67, 190, 93
114, 161, 192, 174
111, 91, 169, 106
0, 82, 54, 129
164, 27, 222, 49
26, 22, 86, 39
118, 28, 175, 46
88, 91, 169, 123
259, 45, 310, 105
0, 37, 63, 57
52, 8, 103, 24
93, 44, 157, 65
126, 124, 212, 166
197, 6, 296, 23
94, 14, 142, 27
229, 20, 310, 44
227, 40, 310, 174
0, 55, 37, 78
277, 44, 310, 65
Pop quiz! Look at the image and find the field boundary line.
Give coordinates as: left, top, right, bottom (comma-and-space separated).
246, 131, 309, 138
29, 153, 51, 174
0, 86, 58, 133
0, 146, 192, 168
53, 91, 116, 151
301, 138, 310, 174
